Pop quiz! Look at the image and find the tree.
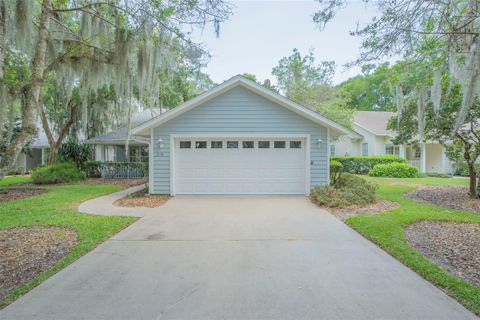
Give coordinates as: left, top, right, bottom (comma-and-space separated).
242, 72, 279, 92
389, 80, 480, 197
339, 63, 397, 111
272, 48, 335, 103
0, 0, 231, 177
272, 48, 353, 128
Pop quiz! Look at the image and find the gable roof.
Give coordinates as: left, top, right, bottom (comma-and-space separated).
132, 75, 359, 137
354, 111, 396, 137
86, 109, 161, 145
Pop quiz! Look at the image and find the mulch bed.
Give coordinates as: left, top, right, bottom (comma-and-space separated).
0, 188, 47, 202
81, 178, 147, 187
406, 185, 480, 213
405, 221, 480, 287
0, 226, 78, 301
114, 193, 170, 208
325, 200, 399, 221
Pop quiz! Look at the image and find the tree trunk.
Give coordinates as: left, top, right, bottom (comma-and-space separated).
0, 0, 5, 79
48, 144, 60, 165
468, 162, 477, 197
0, 0, 51, 176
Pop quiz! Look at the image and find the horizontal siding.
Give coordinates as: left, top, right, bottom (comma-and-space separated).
152, 86, 328, 194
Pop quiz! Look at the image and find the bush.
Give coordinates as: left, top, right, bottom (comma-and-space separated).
329, 159, 343, 185
331, 156, 406, 174
58, 138, 93, 170
369, 162, 418, 178
32, 163, 86, 184
310, 174, 377, 208
419, 172, 453, 178
453, 162, 480, 177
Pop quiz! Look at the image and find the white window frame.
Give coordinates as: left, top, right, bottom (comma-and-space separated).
385, 144, 400, 156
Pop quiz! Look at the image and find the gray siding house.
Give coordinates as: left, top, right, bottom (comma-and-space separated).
132, 75, 353, 195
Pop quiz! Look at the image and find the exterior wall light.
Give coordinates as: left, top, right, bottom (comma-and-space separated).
317, 139, 322, 147
158, 138, 164, 148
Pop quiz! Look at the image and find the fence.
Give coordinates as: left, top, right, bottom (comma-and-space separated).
85, 161, 147, 179
407, 160, 421, 171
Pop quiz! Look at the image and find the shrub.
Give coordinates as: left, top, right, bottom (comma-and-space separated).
331, 156, 406, 174
32, 163, 86, 184
453, 162, 480, 177
310, 174, 377, 208
369, 162, 418, 178
58, 138, 93, 170
329, 159, 343, 186
419, 172, 453, 178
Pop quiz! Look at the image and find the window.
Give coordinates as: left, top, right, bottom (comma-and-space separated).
290, 141, 302, 148
274, 141, 286, 149
258, 141, 270, 149
227, 141, 238, 149
180, 141, 191, 149
330, 144, 336, 156
211, 141, 223, 149
128, 146, 148, 162
385, 145, 400, 156
242, 141, 254, 149
415, 148, 421, 158
195, 141, 207, 149
361, 143, 368, 156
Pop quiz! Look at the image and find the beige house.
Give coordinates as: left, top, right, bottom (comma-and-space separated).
332, 111, 454, 174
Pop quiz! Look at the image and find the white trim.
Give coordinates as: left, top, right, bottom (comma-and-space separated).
133, 75, 354, 137
169, 133, 310, 196
354, 121, 395, 138
148, 128, 153, 194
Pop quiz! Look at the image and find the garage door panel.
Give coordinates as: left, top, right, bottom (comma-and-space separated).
174, 137, 307, 194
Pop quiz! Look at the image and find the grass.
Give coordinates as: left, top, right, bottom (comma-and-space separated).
0, 175, 32, 186
346, 176, 480, 315
0, 183, 137, 308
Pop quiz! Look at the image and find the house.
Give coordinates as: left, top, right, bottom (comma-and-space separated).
13, 126, 50, 173
127, 75, 354, 195
332, 111, 454, 174
87, 109, 161, 163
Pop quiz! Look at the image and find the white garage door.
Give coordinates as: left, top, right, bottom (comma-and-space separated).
173, 137, 307, 195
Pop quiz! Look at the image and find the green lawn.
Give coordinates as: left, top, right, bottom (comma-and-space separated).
0, 175, 32, 186
347, 176, 480, 315
0, 183, 136, 308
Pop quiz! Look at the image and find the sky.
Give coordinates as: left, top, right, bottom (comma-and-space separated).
190, 0, 377, 85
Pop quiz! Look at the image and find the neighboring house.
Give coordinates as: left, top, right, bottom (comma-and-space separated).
128, 75, 355, 195
87, 109, 161, 163
13, 126, 50, 173
332, 111, 454, 174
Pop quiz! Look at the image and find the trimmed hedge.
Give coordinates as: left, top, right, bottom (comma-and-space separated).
331, 156, 406, 174
32, 163, 86, 184
368, 162, 419, 178
311, 174, 377, 208
329, 159, 343, 185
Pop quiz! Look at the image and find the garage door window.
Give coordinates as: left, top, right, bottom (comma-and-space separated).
227, 141, 238, 149
179, 141, 191, 149
195, 141, 207, 149
258, 141, 270, 148
274, 141, 286, 148
242, 141, 254, 149
211, 141, 223, 149
290, 141, 302, 148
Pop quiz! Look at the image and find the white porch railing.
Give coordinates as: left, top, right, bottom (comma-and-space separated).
407, 160, 421, 171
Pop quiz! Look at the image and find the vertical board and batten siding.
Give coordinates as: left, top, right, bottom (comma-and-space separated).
151, 86, 328, 194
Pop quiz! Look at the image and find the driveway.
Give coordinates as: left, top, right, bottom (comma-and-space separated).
1, 196, 477, 320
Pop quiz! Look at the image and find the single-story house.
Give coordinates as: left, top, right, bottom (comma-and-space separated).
13, 127, 50, 173
125, 74, 355, 195
332, 111, 454, 174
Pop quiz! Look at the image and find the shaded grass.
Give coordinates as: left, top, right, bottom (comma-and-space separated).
346, 177, 480, 315
0, 176, 32, 186
362, 175, 469, 186
0, 183, 136, 308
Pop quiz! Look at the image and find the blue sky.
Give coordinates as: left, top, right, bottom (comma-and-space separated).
190, 0, 377, 85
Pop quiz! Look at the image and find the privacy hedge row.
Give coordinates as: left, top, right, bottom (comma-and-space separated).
452, 162, 480, 177
32, 163, 86, 184
368, 162, 419, 178
331, 156, 406, 174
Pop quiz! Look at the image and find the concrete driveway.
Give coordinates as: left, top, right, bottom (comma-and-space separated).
1, 196, 477, 320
